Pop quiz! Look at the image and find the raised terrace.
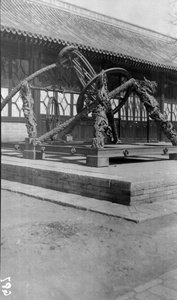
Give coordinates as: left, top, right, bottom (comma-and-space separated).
1, 143, 177, 205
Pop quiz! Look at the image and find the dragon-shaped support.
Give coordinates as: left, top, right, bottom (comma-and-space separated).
132, 78, 177, 146
20, 81, 37, 141
92, 71, 119, 148
92, 104, 112, 148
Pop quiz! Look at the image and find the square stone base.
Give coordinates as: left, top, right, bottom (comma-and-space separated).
23, 149, 45, 160
86, 155, 109, 167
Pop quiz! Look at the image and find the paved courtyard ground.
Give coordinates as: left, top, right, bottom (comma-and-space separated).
1, 189, 177, 300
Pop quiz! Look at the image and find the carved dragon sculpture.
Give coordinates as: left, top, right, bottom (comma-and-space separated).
132, 78, 177, 146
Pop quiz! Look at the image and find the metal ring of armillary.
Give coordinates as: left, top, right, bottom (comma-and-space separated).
76, 67, 132, 114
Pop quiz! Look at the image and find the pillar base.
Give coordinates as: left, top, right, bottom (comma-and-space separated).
86, 155, 109, 167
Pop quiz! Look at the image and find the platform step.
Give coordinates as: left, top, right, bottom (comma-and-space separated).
1, 156, 177, 205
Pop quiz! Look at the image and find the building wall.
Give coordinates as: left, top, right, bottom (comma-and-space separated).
1, 122, 27, 142
1, 39, 177, 144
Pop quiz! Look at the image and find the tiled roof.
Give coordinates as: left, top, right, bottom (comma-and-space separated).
1, 0, 177, 71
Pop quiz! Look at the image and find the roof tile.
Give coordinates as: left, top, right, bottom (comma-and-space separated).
1, 0, 177, 71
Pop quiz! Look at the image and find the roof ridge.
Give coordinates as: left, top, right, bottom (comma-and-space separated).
27, 0, 176, 42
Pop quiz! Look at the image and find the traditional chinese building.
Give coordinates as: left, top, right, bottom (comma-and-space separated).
1, 0, 177, 143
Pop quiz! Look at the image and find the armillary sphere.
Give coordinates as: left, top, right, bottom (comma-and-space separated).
58, 46, 132, 143
2, 46, 177, 147
58, 46, 132, 114
1, 45, 132, 145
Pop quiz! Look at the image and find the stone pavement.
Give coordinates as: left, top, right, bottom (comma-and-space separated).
115, 268, 177, 300
1, 179, 177, 223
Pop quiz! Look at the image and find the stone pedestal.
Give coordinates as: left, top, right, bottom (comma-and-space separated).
23, 149, 45, 160
86, 155, 109, 167
23, 138, 45, 159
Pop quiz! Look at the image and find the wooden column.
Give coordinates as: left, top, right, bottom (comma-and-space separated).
158, 73, 165, 142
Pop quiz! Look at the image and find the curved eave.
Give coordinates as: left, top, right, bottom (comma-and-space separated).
1, 25, 177, 73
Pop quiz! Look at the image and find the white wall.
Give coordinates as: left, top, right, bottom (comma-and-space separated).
1, 122, 27, 142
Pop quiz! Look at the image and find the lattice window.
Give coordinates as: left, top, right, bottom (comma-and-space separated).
1, 57, 9, 117
11, 92, 24, 117
134, 96, 141, 121
111, 98, 119, 118
11, 59, 29, 118
73, 94, 79, 116
58, 93, 71, 116
40, 91, 72, 116
164, 103, 171, 120
1, 57, 29, 118
172, 104, 177, 121
1, 88, 9, 117
40, 90, 54, 114
12, 59, 29, 87
142, 103, 147, 121
120, 102, 127, 121
128, 95, 134, 121
1, 57, 9, 87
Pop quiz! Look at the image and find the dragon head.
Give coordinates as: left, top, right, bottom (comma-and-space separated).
141, 77, 157, 95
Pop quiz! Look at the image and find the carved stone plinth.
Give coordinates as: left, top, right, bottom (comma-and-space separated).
86, 155, 109, 167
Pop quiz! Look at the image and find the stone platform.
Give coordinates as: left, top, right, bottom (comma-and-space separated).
1, 143, 177, 205
22, 140, 177, 167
